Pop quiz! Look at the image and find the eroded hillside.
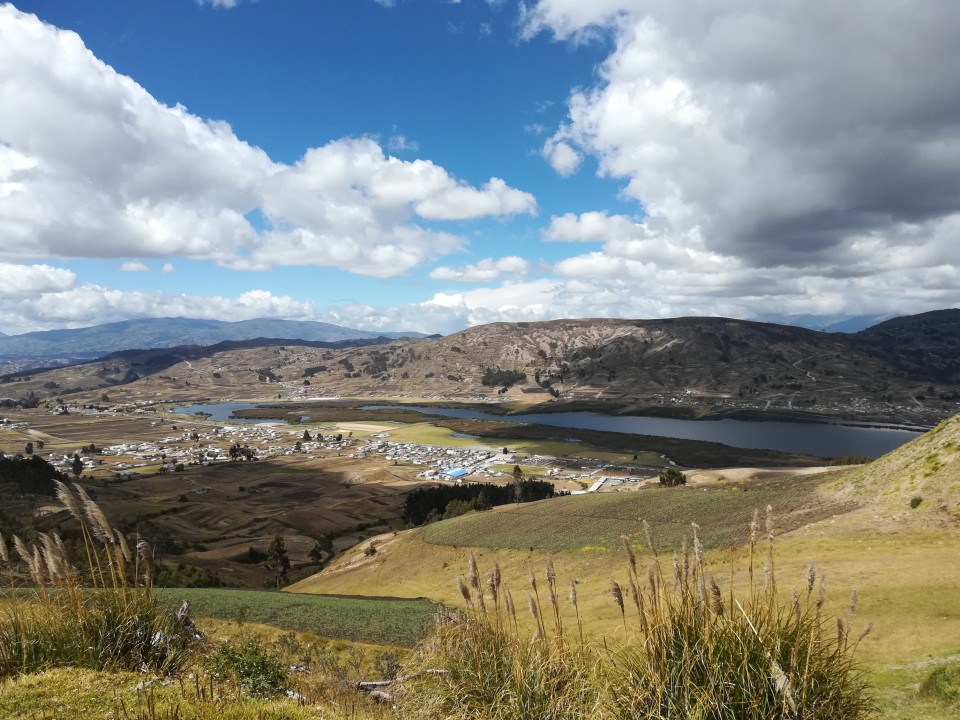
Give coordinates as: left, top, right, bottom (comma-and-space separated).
4, 313, 960, 424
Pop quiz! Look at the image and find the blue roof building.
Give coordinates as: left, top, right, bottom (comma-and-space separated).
441, 468, 470, 482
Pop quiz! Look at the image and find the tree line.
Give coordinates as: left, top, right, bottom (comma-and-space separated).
0, 452, 65, 495
403, 479, 559, 526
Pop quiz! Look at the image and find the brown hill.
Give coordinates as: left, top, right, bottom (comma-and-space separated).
4, 312, 960, 425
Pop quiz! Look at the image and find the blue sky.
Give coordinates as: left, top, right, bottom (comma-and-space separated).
1, 1, 959, 335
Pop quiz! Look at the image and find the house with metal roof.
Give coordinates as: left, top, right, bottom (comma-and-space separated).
441, 467, 470, 482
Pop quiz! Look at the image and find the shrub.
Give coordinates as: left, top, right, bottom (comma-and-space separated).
404, 557, 601, 719
208, 637, 288, 698
442, 499, 475, 520
910, 495, 923, 509
658, 467, 687, 487
607, 517, 872, 719
233, 546, 269, 564
155, 562, 222, 588
919, 660, 960, 703
480, 367, 527, 388
828, 456, 872, 466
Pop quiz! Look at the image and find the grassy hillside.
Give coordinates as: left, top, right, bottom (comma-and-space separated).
423, 470, 852, 552
833, 413, 960, 519
289, 421, 960, 719
4, 416, 958, 718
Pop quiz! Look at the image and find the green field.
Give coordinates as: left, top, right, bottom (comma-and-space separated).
363, 420, 667, 465
157, 588, 437, 647
383, 422, 489, 448
424, 472, 853, 552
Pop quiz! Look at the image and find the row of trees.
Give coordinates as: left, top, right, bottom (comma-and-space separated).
0, 453, 64, 495
403, 479, 558, 526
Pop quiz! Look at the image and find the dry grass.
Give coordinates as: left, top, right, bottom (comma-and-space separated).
0, 482, 196, 677
401, 516, 874, 719
294, 498, 960, 719
832, 414, 960, 521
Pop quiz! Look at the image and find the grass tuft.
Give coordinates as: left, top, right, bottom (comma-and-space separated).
403, 515, 875, 719
0, 483, 197, 677
919, 660, 960, 704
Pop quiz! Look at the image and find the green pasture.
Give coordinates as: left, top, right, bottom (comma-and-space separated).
487, 463, 543, 475
870, 663, 960, 720
157, 588, 437, 647
384, 422, 488, 448
513, 441, 664, 465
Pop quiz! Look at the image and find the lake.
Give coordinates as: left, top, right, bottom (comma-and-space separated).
173, 402, 922, 458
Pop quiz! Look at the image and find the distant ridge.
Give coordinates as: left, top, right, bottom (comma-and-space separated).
766, 313, 893, 333
0, 317, 427, 369
5, 309, 960, 427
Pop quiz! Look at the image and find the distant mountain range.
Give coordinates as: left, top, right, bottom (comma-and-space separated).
4, 309, 959, 426
771, 313, 894, 333
0, 317, 429, 373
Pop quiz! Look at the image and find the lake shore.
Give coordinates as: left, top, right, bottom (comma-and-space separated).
173, 399, 919, 466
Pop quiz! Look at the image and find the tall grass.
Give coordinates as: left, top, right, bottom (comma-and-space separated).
403, 509, 875, 719
0, 481, 196, 677
403, 555, 605, 719
609, 511, 873, 718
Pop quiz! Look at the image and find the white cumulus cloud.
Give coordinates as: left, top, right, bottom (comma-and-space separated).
522, 0, 960, 320
430, 256, 530, 282
0, 263, 77, 297
541, 137, 582, 177
0, 6, 536, 280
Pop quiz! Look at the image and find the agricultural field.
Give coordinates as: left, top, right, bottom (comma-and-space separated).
81, 455, 421, 586
156, 588, 437, 647
3, 396, 823, 590
0, 406, 426, 586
